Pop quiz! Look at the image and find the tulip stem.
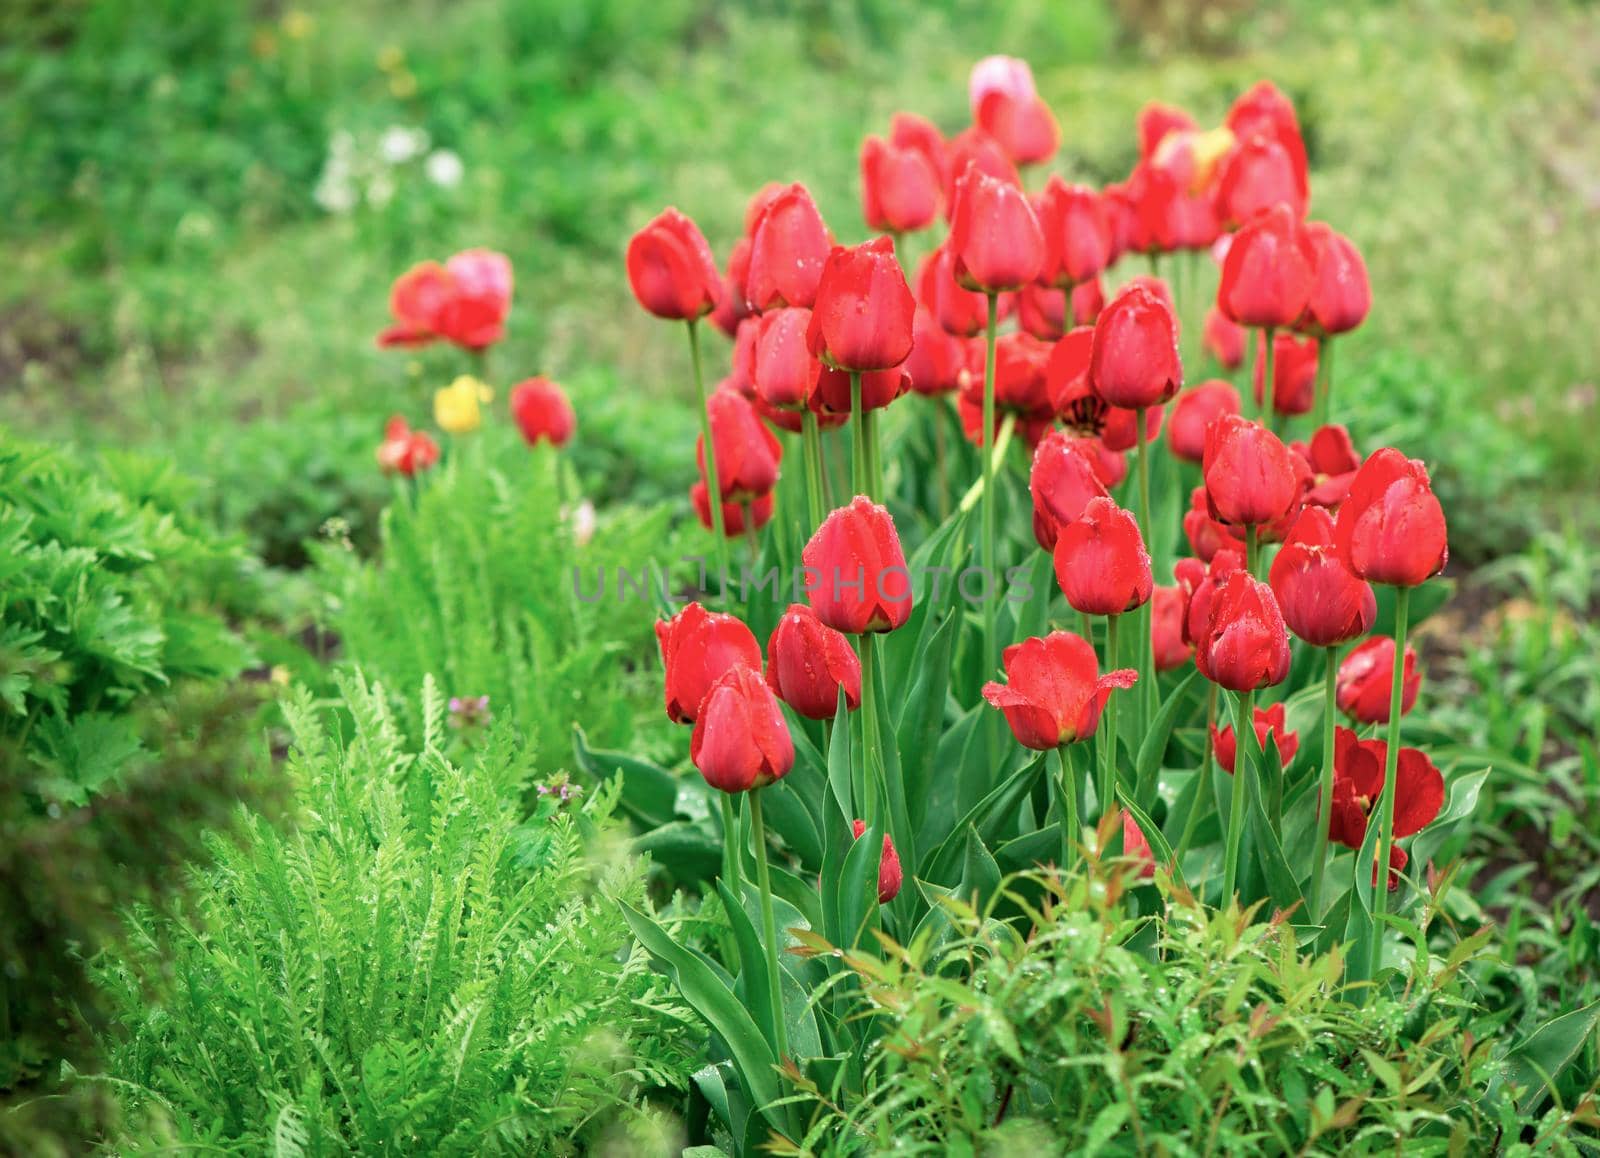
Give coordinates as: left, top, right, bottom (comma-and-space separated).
687, 320, 732, 604
858, 632, 883, 828
749, 790, 791, 1066
864, 407, 885, 500
1261, 325, 1277, 428
720, 794, 743, 899
1221, 688, 1254, 904
956, 413, 1016, 514
1174, 682, 1217, 864
980, 291, 1001, 685
1134, 404, 1157, 736
1368, 586, 1411, 981
1309, 646, 1339, 918
1245, 524, 1261, 578
850, 371, 868, 499
1056, 743, 1079, 871
934, 399, 950, 522
741, 501, 760, 562
1101, 614, 1121, 819
801, 408, 827, 534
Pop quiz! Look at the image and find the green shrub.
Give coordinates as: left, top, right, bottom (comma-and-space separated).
101, 676, 700, 1155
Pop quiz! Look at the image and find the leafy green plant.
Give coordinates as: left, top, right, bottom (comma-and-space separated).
100, 676, 700, 1155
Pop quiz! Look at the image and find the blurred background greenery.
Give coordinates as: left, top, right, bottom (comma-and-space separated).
3, 0, 1596, 569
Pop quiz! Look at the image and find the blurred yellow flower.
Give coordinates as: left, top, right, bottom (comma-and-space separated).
1186, 126, 1237, 192
435, 375, 493, 434
390, 70, 418, 99
377, 45, 405, 73
282, 10, 313, 39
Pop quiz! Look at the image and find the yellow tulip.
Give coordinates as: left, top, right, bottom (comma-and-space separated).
434, 375, 494, 435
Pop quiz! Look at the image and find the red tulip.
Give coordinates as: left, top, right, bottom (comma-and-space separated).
969, 54, 1036, 114
943, 128, 1020, 214
890, 112, 949, 189
752, 307, 815, 410
1268, 507, 1377, 647
1202, 307, 1246, 369
1016, 284, 1070, 341
1030, 429, 1111, 551
1252, 330, 1320, 417
964, 331, 1052, 418
1212, 702, 1299, 774
1333, 449, 1449, 587
378, 262, 454, 348
1099, 402, 1164, 454
850, 819, 903, 902
766, 603, 862, 720
802, 497, 913, 634
982, 630, 1137, 749
656, 602, 763, 724
509, 378, 576, 448
1294, 424, 1363, 509
1053, 497, 1154, 617
1101, 182, 1137, 265
1217, 204, 1317, 329
1195, 572, 1291, 692
690, 665, 795, 793
1337, 636, 1421, 724
1225, 81, 1309, 197
1167, 380, 1241, 463
627, 209, 722, 321
948, 164, 1045, 292
1071, 277, 1105, 326
811, 364, 910, 415
807, 238, 916, 371
725, 318, 759, 398
1138, 102, 1197, 159
1184, 486, 1245, 563
1129, 162, 1218, 254
744, 183, 832, 311
1151, 584, 1192, 671
698, 388, 783, 500
742, 182, 787, 235
1300, 223, 1371, 336
919, 245, 991, 338
1328, 727, 1444, 888
977, 89, 1060, 166
1213, 133, 1308, 227
691, 480, 774, 536
1089, 283, 1183, 410
1036, 178, 1112, 288
710, 236, 755, 338
1176, 547, 1244, 648
1202, 415, 1305, 530
860, 136, 940, 235
375, 416, 440, 477
1123, 811, 1158, 879
378, 249, 513, 351
903, 307, 970, 395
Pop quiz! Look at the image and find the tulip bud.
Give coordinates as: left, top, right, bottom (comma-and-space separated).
919, 245, 990, 338
1184, 486, 1245, 562
1295, 424, 1363, 509
1252, 330, 1319, 417
850, 819, 903, 902
802, 497, 913, 634
697, 388, 783, 501
943, 127, 1020, 214
656, 602, 763, 724
435, 249, 514, 350
1268, 507, 1377, 647
765, 604, 862, 720
752, 308, 815, 410
1071, 277, 1105, 326
378, 262, 453, 349
1029, 430, 1111, 551
746, 183, 833, 311
1202, 307, 1246, 369
1138, 101, 1197, 159
691, 481, 774, 537
1329, 728, 1445, 888
860, 135, 941, 234
1300, 223, 1371, 336
982, 630, 1137, 750
710, 238, 755, 338
1151, 585, 1192, 672
1088, 283, 1183, 410
811, 365, 910, 415
627, 208, 723, 321
1333, 448, 1449, 587
1213, 132, 1309, 227
1212, 702, 1299, 773
1337, 636, 1422, 724
965, 331, 1052, 418
1036, 178, 1112, 288
1202, 415, 1305, 530
1225, 81, 1309, 197
690, 665, 795, 793
903, 307, 970, 396
1177, 548, 1244, 648
1122, 811, 1158, 880
1217, 204, 1317, 329
890, 112, 949, 188
375, 416, 440, 477
969, 54, 1036, 113
807, 238, 916, 372
1167, 380, 1241, 464
1099, 402, 1164, 454
1053, 497, 1154, 617
509, 377, 576, 448
976, 88, 1060, 166
948, 164, 1045, 292
1197, 572, 1291, 692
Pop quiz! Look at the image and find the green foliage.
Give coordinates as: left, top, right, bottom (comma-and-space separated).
315, 428, 689, 767
782, 864, 1599, 1155
100, 676, 700, 1155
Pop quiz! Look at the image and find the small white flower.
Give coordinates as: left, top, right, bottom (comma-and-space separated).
426, 149, 464, 189
367, 170, 396, 208
379, 125, 429, 165
567, 499, 597, 547
314, 172, 357, 214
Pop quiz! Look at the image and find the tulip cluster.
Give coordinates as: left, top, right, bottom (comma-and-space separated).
617, 60, 1455, 1058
